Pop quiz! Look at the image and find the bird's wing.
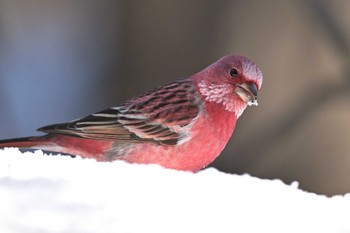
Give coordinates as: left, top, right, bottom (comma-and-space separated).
38, 79, 201, 145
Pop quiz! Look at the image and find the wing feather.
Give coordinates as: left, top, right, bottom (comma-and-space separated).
38, 79, 201, 145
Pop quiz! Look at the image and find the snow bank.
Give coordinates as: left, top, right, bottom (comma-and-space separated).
0, 148, 349, 233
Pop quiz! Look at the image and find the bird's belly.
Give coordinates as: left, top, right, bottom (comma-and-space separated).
117, 113, 237, 171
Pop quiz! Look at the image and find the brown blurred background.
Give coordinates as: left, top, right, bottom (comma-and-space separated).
0, 0, 349, 195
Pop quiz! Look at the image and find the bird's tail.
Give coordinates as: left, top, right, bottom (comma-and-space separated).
0, 136, 49, 149
0, 135, 108, 160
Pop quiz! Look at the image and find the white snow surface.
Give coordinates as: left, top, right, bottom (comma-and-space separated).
0, 148, 349, 233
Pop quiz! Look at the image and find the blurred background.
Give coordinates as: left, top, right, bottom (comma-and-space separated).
0, 0, 349, 195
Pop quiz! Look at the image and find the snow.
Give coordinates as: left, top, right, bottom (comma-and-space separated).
0, 148, 349, 233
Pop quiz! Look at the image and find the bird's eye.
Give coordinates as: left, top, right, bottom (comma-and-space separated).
230, 68, 238, 77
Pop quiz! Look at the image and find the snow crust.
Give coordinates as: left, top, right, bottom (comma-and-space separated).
0, 148, 349, 233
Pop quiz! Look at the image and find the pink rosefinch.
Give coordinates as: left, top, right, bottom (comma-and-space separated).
0, 55, 263, 171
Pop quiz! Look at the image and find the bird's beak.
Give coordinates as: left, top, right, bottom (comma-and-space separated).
235, 83, 259, 106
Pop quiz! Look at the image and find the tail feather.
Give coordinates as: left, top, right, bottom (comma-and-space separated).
0, 136, 47, 149
0, 135, 112, 160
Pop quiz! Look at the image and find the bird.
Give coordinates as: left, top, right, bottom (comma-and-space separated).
0, 55, 263, 171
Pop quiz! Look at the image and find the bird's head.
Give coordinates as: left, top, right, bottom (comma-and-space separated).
195, 55, 263, 117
